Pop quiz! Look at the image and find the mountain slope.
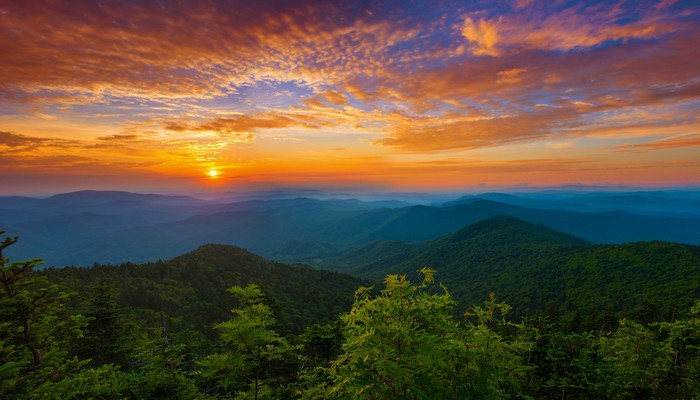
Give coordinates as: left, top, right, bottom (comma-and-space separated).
437, 215, 587, 246
44, 244, 368, 335
320, 216, 700, 319
323, 215, 587, 276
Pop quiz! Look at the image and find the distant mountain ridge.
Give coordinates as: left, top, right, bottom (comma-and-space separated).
2, 189, 700, 266
444, 190, 700, 217
45, 190, 208, 206
322, 216, 587, 274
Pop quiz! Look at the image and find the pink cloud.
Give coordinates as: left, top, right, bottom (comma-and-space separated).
461, 2, 685, 56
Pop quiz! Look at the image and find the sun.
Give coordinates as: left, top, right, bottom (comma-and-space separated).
208, 169, 218, 177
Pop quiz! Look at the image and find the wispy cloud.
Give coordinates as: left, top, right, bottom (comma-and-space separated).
617, 134, 700, 151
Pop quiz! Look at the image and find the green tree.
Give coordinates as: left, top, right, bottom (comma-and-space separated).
461, 292, 536, 397
200, 283, 294, 399
317, 269, 533, 400
656, 300, 700, 397
130, 336, 204, 400
0, 232, 137, 399
74, 282, 137, 368
299, 322, 344, 365
0, 232, 88, 397
529, 331, 613, 399
598, 319, 667, 397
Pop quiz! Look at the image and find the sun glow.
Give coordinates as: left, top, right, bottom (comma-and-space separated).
208, 169, 218, 177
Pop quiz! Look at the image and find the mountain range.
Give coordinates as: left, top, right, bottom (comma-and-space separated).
41, 215, 699, 333
2, 189, 700, 267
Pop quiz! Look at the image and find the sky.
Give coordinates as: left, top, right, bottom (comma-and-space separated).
1, 0, 699, 195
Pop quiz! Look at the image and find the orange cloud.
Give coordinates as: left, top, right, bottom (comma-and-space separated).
162, 112, 330, 143
497, 68, 527, 84
617, 135, 700, 151
376, 106, 582, 151
0, 131, 81, 153
321, 90, 349, 106
462, 2, 683, 56
462, 17, 503, 56
0, 131, 47, 148
0, 127, 245, 178
97, 134, 140, 142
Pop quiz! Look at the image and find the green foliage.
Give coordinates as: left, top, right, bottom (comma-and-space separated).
201, 283, 296, 399
324, 217, 700, 325
299, 322, 344, 364
526, 307, 700, 400
0, 232, 88, 398
655, 300, 700, 397
316, 269, 534, 399
327, 269, 461, 399
529, 331, 615, 399
0, 231, 149, 399
598, 319, 667, 397
44, 244, 367, 339
131, 348, 205, 399
74, 282, 139, 368
5, 227, 700, 399
461, 292, 538, 398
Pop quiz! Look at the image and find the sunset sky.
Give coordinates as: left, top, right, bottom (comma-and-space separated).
1, 0, 699, 195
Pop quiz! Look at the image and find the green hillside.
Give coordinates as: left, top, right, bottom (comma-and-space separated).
43, 244, 368, 337
4, 230, 699, 399
321, 216, 700, 321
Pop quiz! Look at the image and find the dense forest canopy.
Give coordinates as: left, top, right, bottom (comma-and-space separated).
1, 227, 699, 398
320, 216, 700, 323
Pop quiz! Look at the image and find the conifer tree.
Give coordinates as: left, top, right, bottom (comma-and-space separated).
200, 283, 294, 399
75, 283, 136, 368
0, 232, 89, 397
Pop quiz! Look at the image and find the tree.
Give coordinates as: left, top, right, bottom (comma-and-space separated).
299, 322, 344, 365
129, 334, 204, 400
318, 269, 533, 400
74, 282, 137, 368
200, 283, 294, 399
656, 300, 700, 397
530, 330, 618, 399
461, 292, 536, 397
0, 232, 89, 397
598, 319, 667, 397
0, 232, 137, 399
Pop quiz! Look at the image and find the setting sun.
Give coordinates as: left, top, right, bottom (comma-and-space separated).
208, 170, 218, 177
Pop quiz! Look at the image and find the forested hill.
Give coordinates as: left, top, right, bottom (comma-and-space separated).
320, 216, 700, 321
43, 244, 368, 336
